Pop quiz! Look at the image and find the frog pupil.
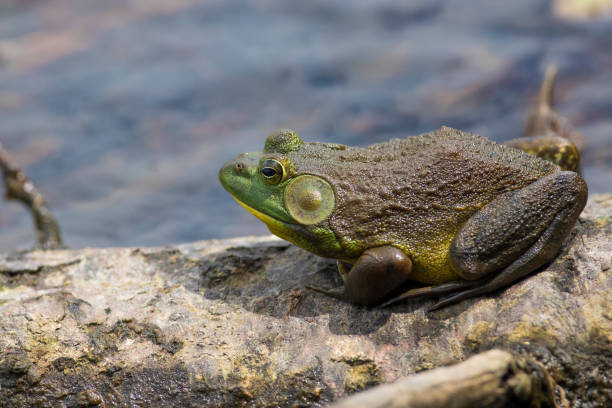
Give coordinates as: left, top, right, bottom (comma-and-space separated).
262, 167, 276, 177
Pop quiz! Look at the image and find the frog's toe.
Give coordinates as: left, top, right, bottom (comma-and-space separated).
305, 285, 347, 302
427, 286, 491, 311
504, 136, 580, 171
381, 279, 484, 308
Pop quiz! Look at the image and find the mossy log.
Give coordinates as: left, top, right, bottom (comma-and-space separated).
1, 195, 611, 407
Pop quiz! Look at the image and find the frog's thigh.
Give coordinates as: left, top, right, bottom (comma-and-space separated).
450, 171, 587, 282
504, 136, 579, 171
342, 246, 413, 305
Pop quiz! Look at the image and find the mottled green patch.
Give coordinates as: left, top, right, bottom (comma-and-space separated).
506, 321, 558, 345
594, 215, 612, 228
217, 349, 331, 406
331, 356, 382, 394
465, 320, 494, 350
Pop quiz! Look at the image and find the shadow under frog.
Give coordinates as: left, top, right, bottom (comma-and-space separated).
140, 243, 396, 335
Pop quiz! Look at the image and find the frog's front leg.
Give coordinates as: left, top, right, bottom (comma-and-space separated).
307, 246, 412, 305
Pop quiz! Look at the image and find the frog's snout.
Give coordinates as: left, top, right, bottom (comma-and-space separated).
218, 152, 261, 192
231, 152, 253, 174
220, 154, 250, 176
218, 158, 243, 187
219, 157, 246, 178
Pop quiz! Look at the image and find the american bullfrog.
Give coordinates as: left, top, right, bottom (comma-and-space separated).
218, 76, 587, 310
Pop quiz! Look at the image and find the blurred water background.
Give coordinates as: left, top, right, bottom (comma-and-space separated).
0, 0, 611, 250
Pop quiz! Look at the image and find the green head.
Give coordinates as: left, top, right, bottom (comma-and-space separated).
219, 130, 342, 256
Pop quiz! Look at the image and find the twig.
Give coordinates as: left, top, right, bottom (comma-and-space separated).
538, 65, 557, 111
329, 349, 567, 408
0, 143, 64, 249
524, 65, 585, 151
0, 259, 81, 276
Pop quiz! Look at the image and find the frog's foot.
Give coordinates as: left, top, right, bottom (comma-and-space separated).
504, 136, 580, 171
306, 245, 413, 306
304, 260, 357, 300
380, 278, 486, 308
304, 285, 347, 302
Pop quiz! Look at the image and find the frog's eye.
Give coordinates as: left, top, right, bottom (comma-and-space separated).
260, 159, 284, 185
285, 175, 335, 225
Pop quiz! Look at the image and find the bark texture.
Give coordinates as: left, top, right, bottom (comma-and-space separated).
330, 349, 565, 408
1, 195, 611, 407
0, 143, 63, 250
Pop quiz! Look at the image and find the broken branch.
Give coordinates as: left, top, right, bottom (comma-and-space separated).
0, 143, 64, 249
329, 349, 567, 408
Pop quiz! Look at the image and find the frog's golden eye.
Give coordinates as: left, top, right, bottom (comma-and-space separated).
285, 175, 335, 225
260, 159, 284, 185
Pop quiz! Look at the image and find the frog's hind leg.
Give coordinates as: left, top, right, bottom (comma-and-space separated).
431, 170, 587, 310
429, 202, 579, 310
384, 171, 586, 310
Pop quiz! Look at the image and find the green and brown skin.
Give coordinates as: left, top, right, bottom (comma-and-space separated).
219, 73, 587, 310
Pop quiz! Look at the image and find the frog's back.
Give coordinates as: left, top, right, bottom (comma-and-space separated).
311, 127, 559, 283
365, 126, 559, 175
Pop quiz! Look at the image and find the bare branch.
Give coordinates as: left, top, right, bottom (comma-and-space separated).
525, 65, 585, 151
329, 349, 567, 408
538, 65, 557, 110
0, 143, 64, 249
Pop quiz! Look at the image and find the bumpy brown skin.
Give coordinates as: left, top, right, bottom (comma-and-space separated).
222, 125, 587, 308
287, 126, 561, 285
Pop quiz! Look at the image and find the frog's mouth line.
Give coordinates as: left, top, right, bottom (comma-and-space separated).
229, 194, 289, 231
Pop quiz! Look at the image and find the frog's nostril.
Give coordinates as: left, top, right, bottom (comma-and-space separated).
234, 162, 245, 174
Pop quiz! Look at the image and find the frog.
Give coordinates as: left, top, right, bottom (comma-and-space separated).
218, 74, 587, 310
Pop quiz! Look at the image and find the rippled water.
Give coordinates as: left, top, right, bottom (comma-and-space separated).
0, 0, 610, 249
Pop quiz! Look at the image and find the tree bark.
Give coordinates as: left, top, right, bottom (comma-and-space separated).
330, 349, 567, 408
